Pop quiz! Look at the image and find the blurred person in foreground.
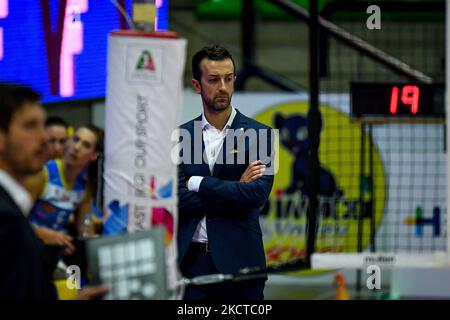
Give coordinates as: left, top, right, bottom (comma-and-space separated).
0, 83, 107, 299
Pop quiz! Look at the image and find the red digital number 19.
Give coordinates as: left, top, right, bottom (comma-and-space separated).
390, 85, 420, 115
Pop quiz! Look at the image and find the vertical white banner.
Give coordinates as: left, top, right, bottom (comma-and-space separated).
104, 31, 186, 296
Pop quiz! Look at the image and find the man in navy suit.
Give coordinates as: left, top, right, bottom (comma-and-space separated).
177, 45, 275, 300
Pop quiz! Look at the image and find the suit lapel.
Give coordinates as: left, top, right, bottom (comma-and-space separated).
212, 109, 248, 177
189, 116, 211, 177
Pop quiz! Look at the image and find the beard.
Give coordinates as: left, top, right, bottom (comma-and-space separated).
202, 93, 232, 111
3, 149, 43, 178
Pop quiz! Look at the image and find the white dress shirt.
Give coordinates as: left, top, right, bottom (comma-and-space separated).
188, 107, 237, 243
0, 169, 33, 217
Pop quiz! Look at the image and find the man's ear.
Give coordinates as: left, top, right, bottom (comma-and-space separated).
191, 79, 201, 94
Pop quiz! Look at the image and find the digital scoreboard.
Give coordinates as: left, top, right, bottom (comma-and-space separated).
351, 82, 445, 119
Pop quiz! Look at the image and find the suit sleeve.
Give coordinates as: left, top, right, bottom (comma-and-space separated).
178, 163, 236, 218
196, 126, 275, 209
197, 174, 273, 209
0, 207, 31, 298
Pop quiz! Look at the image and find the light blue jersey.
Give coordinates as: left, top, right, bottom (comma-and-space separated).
29, 159, 88, 231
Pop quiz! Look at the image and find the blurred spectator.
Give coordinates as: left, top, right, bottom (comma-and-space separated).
45, 116, 69, 160
25, 124, 104, 254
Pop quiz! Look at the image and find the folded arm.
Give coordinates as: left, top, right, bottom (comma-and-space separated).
178, 164, 236, 218
180, 160, 273, 213
178, 127, 275, 213
197, 174, 273, 209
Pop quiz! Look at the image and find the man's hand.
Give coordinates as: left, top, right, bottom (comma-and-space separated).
240, 160, 266, 183
34, 226, 76, 255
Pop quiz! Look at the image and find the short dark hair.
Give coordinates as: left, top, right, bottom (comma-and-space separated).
0, 83, 41, 132
45, 116, 68, 129
192, 45, 235, 82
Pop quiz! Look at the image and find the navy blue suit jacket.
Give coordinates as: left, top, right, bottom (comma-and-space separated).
177, 109, 274, 275
0, 186, 56, 299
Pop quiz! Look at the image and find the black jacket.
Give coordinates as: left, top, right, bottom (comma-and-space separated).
0, 186, 56, 299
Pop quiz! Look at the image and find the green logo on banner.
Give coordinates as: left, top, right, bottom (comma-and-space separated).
136, 50, 155, 71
